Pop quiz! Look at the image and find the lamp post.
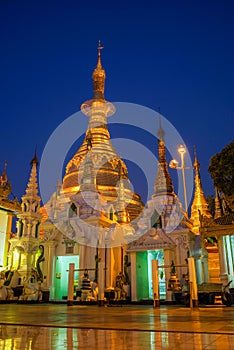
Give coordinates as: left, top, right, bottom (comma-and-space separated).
169, 144, 188, 213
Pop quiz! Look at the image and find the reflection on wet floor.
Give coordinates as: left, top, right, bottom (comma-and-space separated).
0, 325, 234, 350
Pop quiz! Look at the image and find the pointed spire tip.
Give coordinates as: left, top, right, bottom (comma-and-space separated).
193, 145, 200, 170
30, 149, 39, 166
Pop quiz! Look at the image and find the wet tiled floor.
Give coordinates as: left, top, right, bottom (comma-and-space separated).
1, 325, 234, 349
0, 304, 234, 349
0, 325, 234, 350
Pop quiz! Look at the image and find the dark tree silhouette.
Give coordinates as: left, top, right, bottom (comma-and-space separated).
208, 140, 234, 196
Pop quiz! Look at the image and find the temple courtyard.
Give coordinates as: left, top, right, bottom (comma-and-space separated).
0, 304, 234, 349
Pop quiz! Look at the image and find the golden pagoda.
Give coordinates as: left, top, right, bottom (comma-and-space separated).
190, 150, 212, 234
62, 42, 143, 221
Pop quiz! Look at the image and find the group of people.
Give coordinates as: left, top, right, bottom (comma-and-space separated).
0, 269, 42, 301
78, 270, 127, 302
78, 271, 99, 301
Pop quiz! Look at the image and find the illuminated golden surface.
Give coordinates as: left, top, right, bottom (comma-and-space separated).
1, 325, 234, 350
0, 304, 234, 349
191, 154, 211, 233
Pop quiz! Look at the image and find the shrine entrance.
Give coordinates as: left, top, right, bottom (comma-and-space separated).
136, 250, 166, 300
54, 255, 79, 300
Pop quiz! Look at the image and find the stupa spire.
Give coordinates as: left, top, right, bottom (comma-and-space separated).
24, 152, 40, 199
0, 161, 8, 184
13, 153, 41, 281
92, 40, 106, 100
81, 41, 115, 128
62, 44, 144, 223
157, 108, 165, 143
0, 160, 12, 198
154, 113, 174, 196
191, 148, 211, 232
17, 152, 41, 240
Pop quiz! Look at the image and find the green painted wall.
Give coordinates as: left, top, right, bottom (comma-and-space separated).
136, 250, 166, 301
136, 251, 149, 300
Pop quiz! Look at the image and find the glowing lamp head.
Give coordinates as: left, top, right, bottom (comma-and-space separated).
169, 159, 179, 169
178, 144, 186, 155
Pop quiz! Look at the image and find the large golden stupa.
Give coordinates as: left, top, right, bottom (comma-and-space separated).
62, 43, 143, 221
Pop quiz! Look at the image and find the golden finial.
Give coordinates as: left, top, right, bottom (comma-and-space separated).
56, 178, 61, 189
98, 40, 104, 57
193, 145, 200, 171
92, 40, 106, 100
30, 147, 39, 166
96, 40, 104, 69
81, 40, 115, 117
0, 160, 8, 183
4, 160, 7, 171
157, 107, 165, 142
0, 160, 11, 197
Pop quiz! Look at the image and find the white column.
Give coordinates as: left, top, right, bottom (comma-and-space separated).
195, 258, 203, 284
218, 236, 228, 285
45, 241, 56, 299
225, 236, 233, 276
130, 252, 137, 301
175, 237, 183, 281
105, 247, 111, 288
4, 213, 13, 267
98, 261, 105, 306
152, 260, 160, 308
79, 244, 86, 285
202, 253, 209, 283
231, 236, 234, 286
98, 230, 105, 306
67, 263, 74, 306
164, 249, 174, 302
188, 257, 198, 307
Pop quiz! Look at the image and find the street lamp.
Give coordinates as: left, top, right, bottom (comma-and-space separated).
169, 144, 188, 213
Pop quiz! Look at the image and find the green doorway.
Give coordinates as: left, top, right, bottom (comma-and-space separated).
54, 255, 79, 300
136, 250, 165, 300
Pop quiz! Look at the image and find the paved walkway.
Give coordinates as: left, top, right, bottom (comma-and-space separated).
0, 304, 234, 349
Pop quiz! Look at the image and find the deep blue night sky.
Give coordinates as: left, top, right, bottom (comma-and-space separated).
0, 0, 233, 207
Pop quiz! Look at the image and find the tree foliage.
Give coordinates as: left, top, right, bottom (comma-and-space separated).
208, 140, 234, 196
206, 195, 215, 217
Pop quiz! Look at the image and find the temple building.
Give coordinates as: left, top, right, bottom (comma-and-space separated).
39, 43, 143, 300
127, 119, 191, 301
0, 45, 233, 303
200, 192, 234, 287
0, 163, 21, 270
